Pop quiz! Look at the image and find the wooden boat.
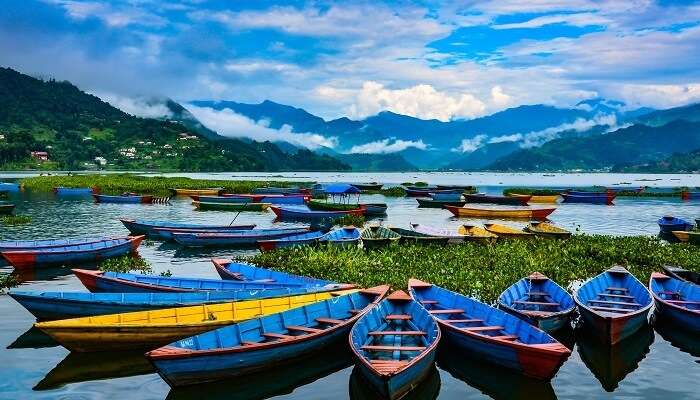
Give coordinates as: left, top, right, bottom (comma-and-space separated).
253, 186, 306, 195
93, 193, 154, 204
146, 286, 390, 387
9, 287, 328, 320
308, 200, 361, 211
353, 183, 383, 191
672, 230, 700, 245
0, 203, 15, 215
657, 216, 692, 233
53, 187, 94, 196
72, 268, 350, 293
363, 203, 388, 215
269, 205, 364, 221
0, 237, 115, 252
321, 226, 361, 247
661, 265, 700, 284
429, 192, 463, 201
349, 291, 440, 400
649, 272, 699, 332
409, 224, 464, 244
193, 201, 270, 211
498, 272, 576, 332
194, 194, 307, 205
524, 221, 572, 239
349, 364, 441, 400
35, 288, 355, 352
361, 226, 401, 249
436, 185, 476, 192
577, 326, 654, 392
573, 266, 653, 344
408, 279, 570, 380
457, 224, 498, 243
484, 223, 534, 239
561, 192, 615, 205
465, 193, 531, 206
171, 227, 311, 247
388, 227, 450, 245
211, 259, 335, 286
257, 231, 324, 252
681, 190, 700, 200
1, 236, 144, 268
405, 187, 461, 197
119, 219, 255, 238
169, 188, 223, 196
507, 193, 560, 203
416, 198, 465, 208
0, 182, 20, 192
444, 205, 556, 220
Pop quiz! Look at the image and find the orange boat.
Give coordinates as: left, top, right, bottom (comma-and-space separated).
444, 205, 556, 220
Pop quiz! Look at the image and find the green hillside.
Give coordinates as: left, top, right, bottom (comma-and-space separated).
0, 67, 348, 171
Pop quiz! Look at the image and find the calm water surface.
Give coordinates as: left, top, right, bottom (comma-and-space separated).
0, 172, 698, 399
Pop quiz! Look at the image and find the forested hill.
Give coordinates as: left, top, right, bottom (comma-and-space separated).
0, 67, 349, 171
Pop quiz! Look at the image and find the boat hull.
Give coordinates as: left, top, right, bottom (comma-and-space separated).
193, 201, 270, 211
356, 346, 437, 400
576, 303, 649, 345
499, 306, 572, 332
120, 219, 255, 238
561, 193, 615, 205
2, 236, 143, 268
0, 204, 15, 215
465, 194, 530, 206
93, 194, 153, 204
444, 205, 555, 220
653, 298, 700, 333
169, 188, 222, 196
416, 198, 466, 208
270, 206, 364, 221
172, 228, 310, 247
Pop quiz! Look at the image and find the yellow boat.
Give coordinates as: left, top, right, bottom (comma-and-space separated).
35, 289, 356, 352
672, 231, 690, 242
457, 224, 498, 243
524, 221, 572, 239
169, 188, 223, 196
508, 193, 560, 203
484, 223, 534, 239
444, 205, 556, 220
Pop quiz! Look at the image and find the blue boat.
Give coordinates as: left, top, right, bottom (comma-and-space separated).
657, 216, 692, 233
321, 226, 361, 247
1, 236, 144, 268
429, 192, 463, 201
211, 258, 335, 287
0, 182, 20, 192
574, 266, 653, 345
253, 187, 304, 195
72, 268, 347, 293
561, 192, 615, 205
53, 187, 94, 196
9, 287, 326, 320
350, 290, 440, 400
681, 191, 700, 200
172, 227, 311, 247
145, 286, 390, 387
408, 279, 570, 380
93, 193, 153, 204
257, 231, 325, 252
363, 203, 388, 216
649, 272, 699, 333
0, 237, 116, 252
270, 205, 364, 221
120, 219, 255, 238
196, 195, 307, 205
498, 272, 575, 332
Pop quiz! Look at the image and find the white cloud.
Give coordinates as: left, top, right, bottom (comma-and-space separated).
185, 105, 337, 150
45, 0, 166, 27
348, 81, 486, 121
489, 133, 522, 144
492, 12, 610, 29
490, 86, 512, 107
347, 139, 428, 154
452, 134, 488, 153
518, 114, 618, 148
611, 83, 700, 109
97, 93, 173, 118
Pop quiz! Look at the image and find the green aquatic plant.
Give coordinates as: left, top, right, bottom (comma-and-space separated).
20, 174, 308, 197
1, 215, 31, 225
0, 273, 19, 291
252, 235, 700, 303
99, 255, 153, 275
333, 214, 366, 228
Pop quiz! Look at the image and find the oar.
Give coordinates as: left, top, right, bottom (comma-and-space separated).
230, 200, 250, 225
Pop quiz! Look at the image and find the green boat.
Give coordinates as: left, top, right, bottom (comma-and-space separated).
192, 201, 270, 212
388, 227, 450, 245
361, 226, 401, 249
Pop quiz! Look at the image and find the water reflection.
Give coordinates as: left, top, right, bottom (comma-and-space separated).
348, 365, 440, 400
33, 351, 154, 390
10, 265, 77, 284
167, 342, 353, 400
7, 326, 59, 349
435, 346, 556, 400
654, 317, 700, 359
577, 326, 654, 392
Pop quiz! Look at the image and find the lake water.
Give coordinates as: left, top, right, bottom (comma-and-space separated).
0, 172, 698, 399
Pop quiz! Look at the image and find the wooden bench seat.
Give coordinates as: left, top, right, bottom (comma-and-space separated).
315, 318, 344, 325
598, 293, 635, 299
606, 287, 629, 292
420, 300, 438, 304
526, 292, 550, 297
443, 319, 483, 324
514, 300, 559, 306
428, 309, 464, 314
241, 341, 259, 346
666, 299, 700, 305
385, 314, 412, 320
591, 306, 633, 313
362, 345, 426, 352
286, 325, 322, 334
368, 330, 426, 336
490, 335, 518, 341
588, 299, 640, 307
262, 332, 294, 340
462, 325, 504, 332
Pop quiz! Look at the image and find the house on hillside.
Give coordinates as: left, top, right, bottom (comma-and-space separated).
30, 151, 48, 161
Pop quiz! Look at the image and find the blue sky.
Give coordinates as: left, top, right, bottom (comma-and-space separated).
2, 0, 700, 122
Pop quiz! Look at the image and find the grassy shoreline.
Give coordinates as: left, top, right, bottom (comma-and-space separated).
252, 235, 700, 303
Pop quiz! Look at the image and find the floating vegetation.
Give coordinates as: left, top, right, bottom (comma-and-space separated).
0, 273, 19, 291
99, 255, 153, 275
253, 235, 700, 303
1, 215, 31, 225
333, 214, 365, 228
20, 174, 307, 197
